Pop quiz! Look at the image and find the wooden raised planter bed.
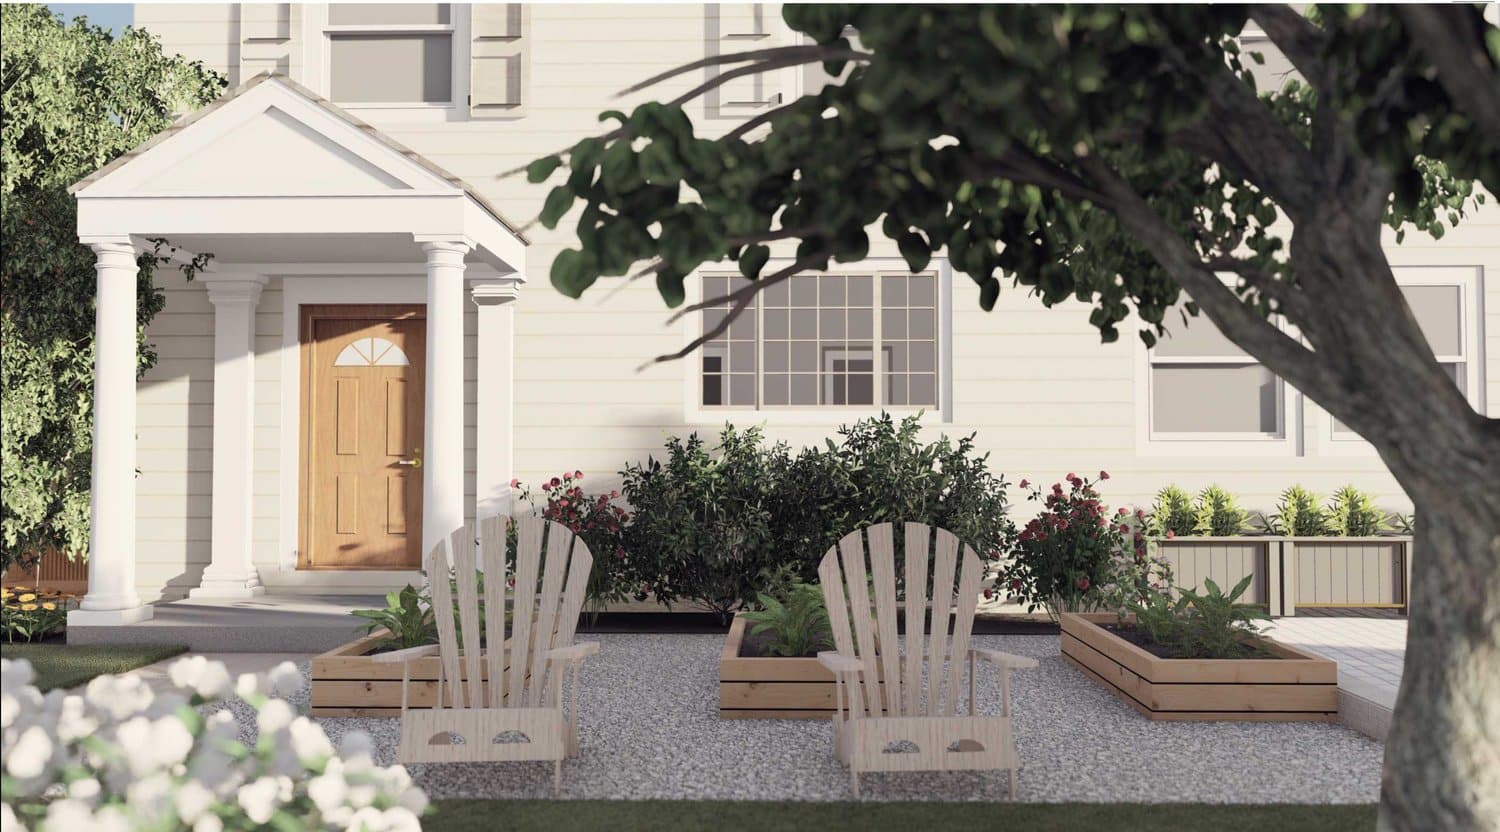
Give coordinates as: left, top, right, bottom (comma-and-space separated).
1060, 612, 1337, 722
310, 630, 516, 718
719, 615, 837, 719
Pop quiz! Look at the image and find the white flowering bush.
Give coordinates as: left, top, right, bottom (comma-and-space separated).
1, 656, 428, 831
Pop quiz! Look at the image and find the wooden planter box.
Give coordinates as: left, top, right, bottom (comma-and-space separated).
1060, 613, 1338, 722
1156, 535, 1413, 616
719, 614, 855, 720
310, 630, 516, 718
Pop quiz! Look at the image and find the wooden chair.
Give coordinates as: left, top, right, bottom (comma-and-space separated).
817, 522, 1038, 797
370, 515, 599, 793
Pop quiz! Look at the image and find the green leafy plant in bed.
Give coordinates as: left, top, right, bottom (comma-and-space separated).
352, 584, 435, 651
1148, 486, 1195, 538
741, 579, 834, 658
1194, 485, 1248, 536
1126, 574, 1269, 659
1269, 485, 1330, 537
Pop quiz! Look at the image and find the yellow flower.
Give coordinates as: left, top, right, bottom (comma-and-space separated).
17, 593, 36, 603
0, 588, 11, 598
42, 603, 57, 611
20, 603, 39, 611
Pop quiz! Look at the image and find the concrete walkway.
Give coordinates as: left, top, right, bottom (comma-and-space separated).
67, 594, 383, 652
1265, 615, 1406, 740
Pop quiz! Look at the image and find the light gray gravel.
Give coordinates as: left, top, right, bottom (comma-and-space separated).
284, 634, 1381, 802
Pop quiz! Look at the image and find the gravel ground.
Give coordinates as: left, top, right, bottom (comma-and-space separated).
272, 634, 1383, 803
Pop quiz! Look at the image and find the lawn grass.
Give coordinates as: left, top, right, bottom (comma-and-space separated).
0, 642, 188, 691
427, 800, 1376, 832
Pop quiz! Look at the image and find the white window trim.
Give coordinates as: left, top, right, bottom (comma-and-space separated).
1317, 265, 1485, 455
1135, 279, 1300, 457
302, 3, 471, 123
682, 257, 954, 424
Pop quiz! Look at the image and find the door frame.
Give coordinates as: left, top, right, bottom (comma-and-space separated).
297, 303, 426, 570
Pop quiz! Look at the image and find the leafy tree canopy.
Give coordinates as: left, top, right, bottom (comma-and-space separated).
1, 5, 223, 570
527, 4, 1493, 365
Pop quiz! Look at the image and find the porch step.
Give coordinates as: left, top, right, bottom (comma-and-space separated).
67, 594, 383, 653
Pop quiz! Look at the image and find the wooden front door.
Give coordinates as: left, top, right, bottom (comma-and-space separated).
300, 305, 425, 569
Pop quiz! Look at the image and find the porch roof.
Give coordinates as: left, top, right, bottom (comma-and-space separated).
70, 73, 527, 273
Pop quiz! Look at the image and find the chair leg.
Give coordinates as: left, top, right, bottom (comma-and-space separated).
554, 759, 563, 795
1008, 766, 1018, 800
851, 768, 860, 798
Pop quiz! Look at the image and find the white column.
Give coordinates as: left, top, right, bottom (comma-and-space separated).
471, 277, 521, 519
71, 240, 152, 626
420, 240, 471, 560
191, 274, 268, 598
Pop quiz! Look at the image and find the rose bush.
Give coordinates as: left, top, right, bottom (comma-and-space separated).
1, 656, 427, 831
998, 472, 1121, 619
513, 470, 631, 612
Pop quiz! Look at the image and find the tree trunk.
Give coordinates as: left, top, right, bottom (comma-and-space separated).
1379, 493, 1500, 831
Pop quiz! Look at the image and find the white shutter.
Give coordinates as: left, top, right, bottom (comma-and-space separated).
241, 3, 291, 41
706, 4, 781, 118
470, 4, 526, 116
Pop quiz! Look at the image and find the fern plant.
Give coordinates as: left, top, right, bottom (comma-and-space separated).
351, 585, 435, 651
1149, 486, 1196, 537
1172, 575, 1270, 659
1272, 485, 1330, 536
741, 580, 834, 658
1193, 485, 1248, 536
1328, 485, 1388, 536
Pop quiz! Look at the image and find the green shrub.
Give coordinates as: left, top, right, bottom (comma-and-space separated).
1148, 486, 1196, 537
740, 580, 834, 658
1128, 575, 1269, 659
1271, 485, 1330, 536
620, 426, 780, 623
1328, 485, 1388, 536
1194, 485, 1248, 536
351, 585, 434, 651
620, 415, 1016, 621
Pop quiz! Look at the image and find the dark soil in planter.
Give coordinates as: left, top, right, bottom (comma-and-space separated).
1102, 623, 1279, 660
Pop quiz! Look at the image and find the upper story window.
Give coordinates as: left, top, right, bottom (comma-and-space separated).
1331, 267, 1483, 439
700, 270, 942, 410
1146, 302, 1285, 439
326, 4, 456, 105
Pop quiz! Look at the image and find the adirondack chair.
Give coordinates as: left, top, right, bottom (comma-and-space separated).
817, 522, 1038, 797
370, 515, 599, 792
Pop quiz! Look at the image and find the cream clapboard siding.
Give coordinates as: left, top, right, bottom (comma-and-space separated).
127, 5, 1496, 598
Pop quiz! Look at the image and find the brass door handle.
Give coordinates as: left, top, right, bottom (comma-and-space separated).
397, 447, 423, 468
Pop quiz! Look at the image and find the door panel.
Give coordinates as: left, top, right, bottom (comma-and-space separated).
301, 305, 425, 569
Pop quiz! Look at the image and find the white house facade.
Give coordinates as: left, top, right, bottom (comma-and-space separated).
68, 4, 1499, 624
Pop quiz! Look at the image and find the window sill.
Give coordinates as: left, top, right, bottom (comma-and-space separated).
686, 406, 946, 426
335, 102, 467, 123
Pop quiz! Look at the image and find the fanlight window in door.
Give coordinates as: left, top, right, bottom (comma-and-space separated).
334, 337, 410, 367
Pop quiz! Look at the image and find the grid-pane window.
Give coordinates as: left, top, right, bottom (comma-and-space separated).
1333, 282, 1469, 436
702, 270, 941, 409
1148, 304, 1282, 435
327, 4, 454, 104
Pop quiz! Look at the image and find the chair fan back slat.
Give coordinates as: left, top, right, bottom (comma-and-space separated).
944, 545, 984, 715
818, 545, 867, 718
924, 529, 959, 716
865, 523, 903, 717
427, 539, 463, 710
526, 524, 574, 706
478, 514, 509, 708
450, 524, 485, 710
508, 513, 544, 707
838, 529, 882, 718
902, 522, 931, 716
546, 538, 593, 703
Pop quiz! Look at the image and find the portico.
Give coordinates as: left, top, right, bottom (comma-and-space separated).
67, 74, 526, 626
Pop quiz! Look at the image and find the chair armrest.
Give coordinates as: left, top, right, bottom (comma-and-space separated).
817, 651, 864, 674
971, 647, 1039, 670
366, 644, 441, 664
545, 641, 601, 663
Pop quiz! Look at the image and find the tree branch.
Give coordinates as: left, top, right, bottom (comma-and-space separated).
1397, 5, 1500, 142
1074, 155, 1338, 396
616, 44, 870, 99
646, 251, 828, 367
1249, 5, 1332, 92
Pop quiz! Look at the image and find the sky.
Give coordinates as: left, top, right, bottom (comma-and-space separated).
45, 3, 133, 35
